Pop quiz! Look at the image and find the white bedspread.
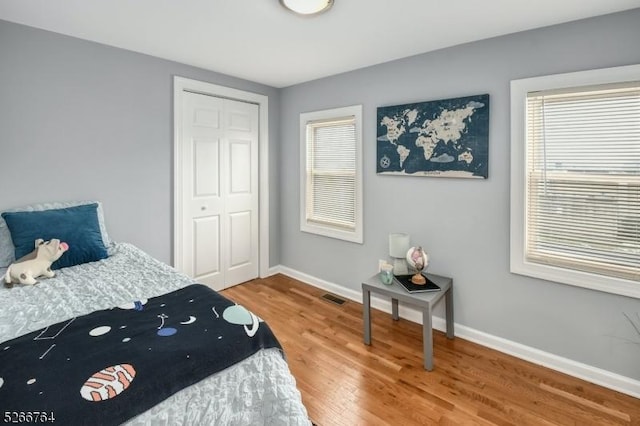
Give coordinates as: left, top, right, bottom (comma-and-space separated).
0, 243, 310, 426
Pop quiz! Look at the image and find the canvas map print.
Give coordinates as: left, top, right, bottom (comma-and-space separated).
377, 94, 489, 178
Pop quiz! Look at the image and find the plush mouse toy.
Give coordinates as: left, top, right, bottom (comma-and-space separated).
4, 238, 69, 286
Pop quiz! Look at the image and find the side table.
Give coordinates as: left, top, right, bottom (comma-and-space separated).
362, 273, 454, 370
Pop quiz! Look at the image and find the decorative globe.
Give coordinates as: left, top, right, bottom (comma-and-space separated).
406, 246, 428, 284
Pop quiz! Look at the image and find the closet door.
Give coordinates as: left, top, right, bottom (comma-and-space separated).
179, 91, 259, 290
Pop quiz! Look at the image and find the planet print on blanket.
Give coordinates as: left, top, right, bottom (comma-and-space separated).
157, 328, 177, 336
89, 326, 111, 337
80, 364, 136, 402
222, 305, 263, 337
156, 313, 177, 337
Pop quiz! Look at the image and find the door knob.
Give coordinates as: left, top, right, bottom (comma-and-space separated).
201, 206, 207, 211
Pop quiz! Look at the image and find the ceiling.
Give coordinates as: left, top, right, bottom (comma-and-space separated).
1, 1, 639, 88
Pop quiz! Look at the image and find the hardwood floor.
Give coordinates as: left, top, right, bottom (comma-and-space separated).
222, 274, 640, 426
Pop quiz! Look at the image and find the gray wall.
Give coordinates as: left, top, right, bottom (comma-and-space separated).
0, 19, 281, 266
279, 9, 640, 380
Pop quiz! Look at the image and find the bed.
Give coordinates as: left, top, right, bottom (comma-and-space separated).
0, 202, 310, 425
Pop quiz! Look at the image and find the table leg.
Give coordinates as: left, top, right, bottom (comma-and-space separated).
423, 308, 433, 371
445, 285, 454, 339
363, 288, 371, 345
392, 298, 399, 320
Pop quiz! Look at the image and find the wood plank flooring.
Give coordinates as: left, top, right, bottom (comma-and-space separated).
221, 274, 640, 426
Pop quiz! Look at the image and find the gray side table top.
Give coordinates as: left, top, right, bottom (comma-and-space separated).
362, 272, 452, 308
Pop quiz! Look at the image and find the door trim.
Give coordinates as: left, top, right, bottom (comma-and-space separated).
173, 76, 269, 279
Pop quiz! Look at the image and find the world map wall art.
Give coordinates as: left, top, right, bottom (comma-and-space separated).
377, 94, 489, 178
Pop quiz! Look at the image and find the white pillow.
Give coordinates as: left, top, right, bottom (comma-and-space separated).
0, 200, 111, 268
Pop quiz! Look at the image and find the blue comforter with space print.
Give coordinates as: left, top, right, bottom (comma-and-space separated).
0, 284, 282, 425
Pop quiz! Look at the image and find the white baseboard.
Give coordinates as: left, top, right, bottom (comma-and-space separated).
274, 265, 640, 399
266, 266, 281, 277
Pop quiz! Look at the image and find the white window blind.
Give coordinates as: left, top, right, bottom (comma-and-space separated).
306, 117, 356, 229
525, 83, 640, 282
299, 105, 363, 244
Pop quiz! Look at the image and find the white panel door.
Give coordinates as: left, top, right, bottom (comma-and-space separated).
180, 91, 259, 290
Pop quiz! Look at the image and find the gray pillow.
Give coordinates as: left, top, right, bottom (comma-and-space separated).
0, 201, 111, 268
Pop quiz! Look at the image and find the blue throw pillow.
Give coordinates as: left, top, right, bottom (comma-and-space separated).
1, 203, 108, 270
0, 200, 112, 268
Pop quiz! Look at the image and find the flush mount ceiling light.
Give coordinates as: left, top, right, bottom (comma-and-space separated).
279, 0, 334, 16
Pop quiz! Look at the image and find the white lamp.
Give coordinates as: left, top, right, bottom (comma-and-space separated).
389, 233, 410, 275
279, 0, 334, 15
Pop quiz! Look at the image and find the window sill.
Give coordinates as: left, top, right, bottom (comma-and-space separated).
510, 256, 640, 299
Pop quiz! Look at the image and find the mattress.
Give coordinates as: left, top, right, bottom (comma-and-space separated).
0, 243, 310, 425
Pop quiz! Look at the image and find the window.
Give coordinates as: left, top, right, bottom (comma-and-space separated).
511, 65, 640, 298
300, 105, 363, 243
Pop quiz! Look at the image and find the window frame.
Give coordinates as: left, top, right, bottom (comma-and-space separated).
299, 105, 363, 244
510, 64, 640, 299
